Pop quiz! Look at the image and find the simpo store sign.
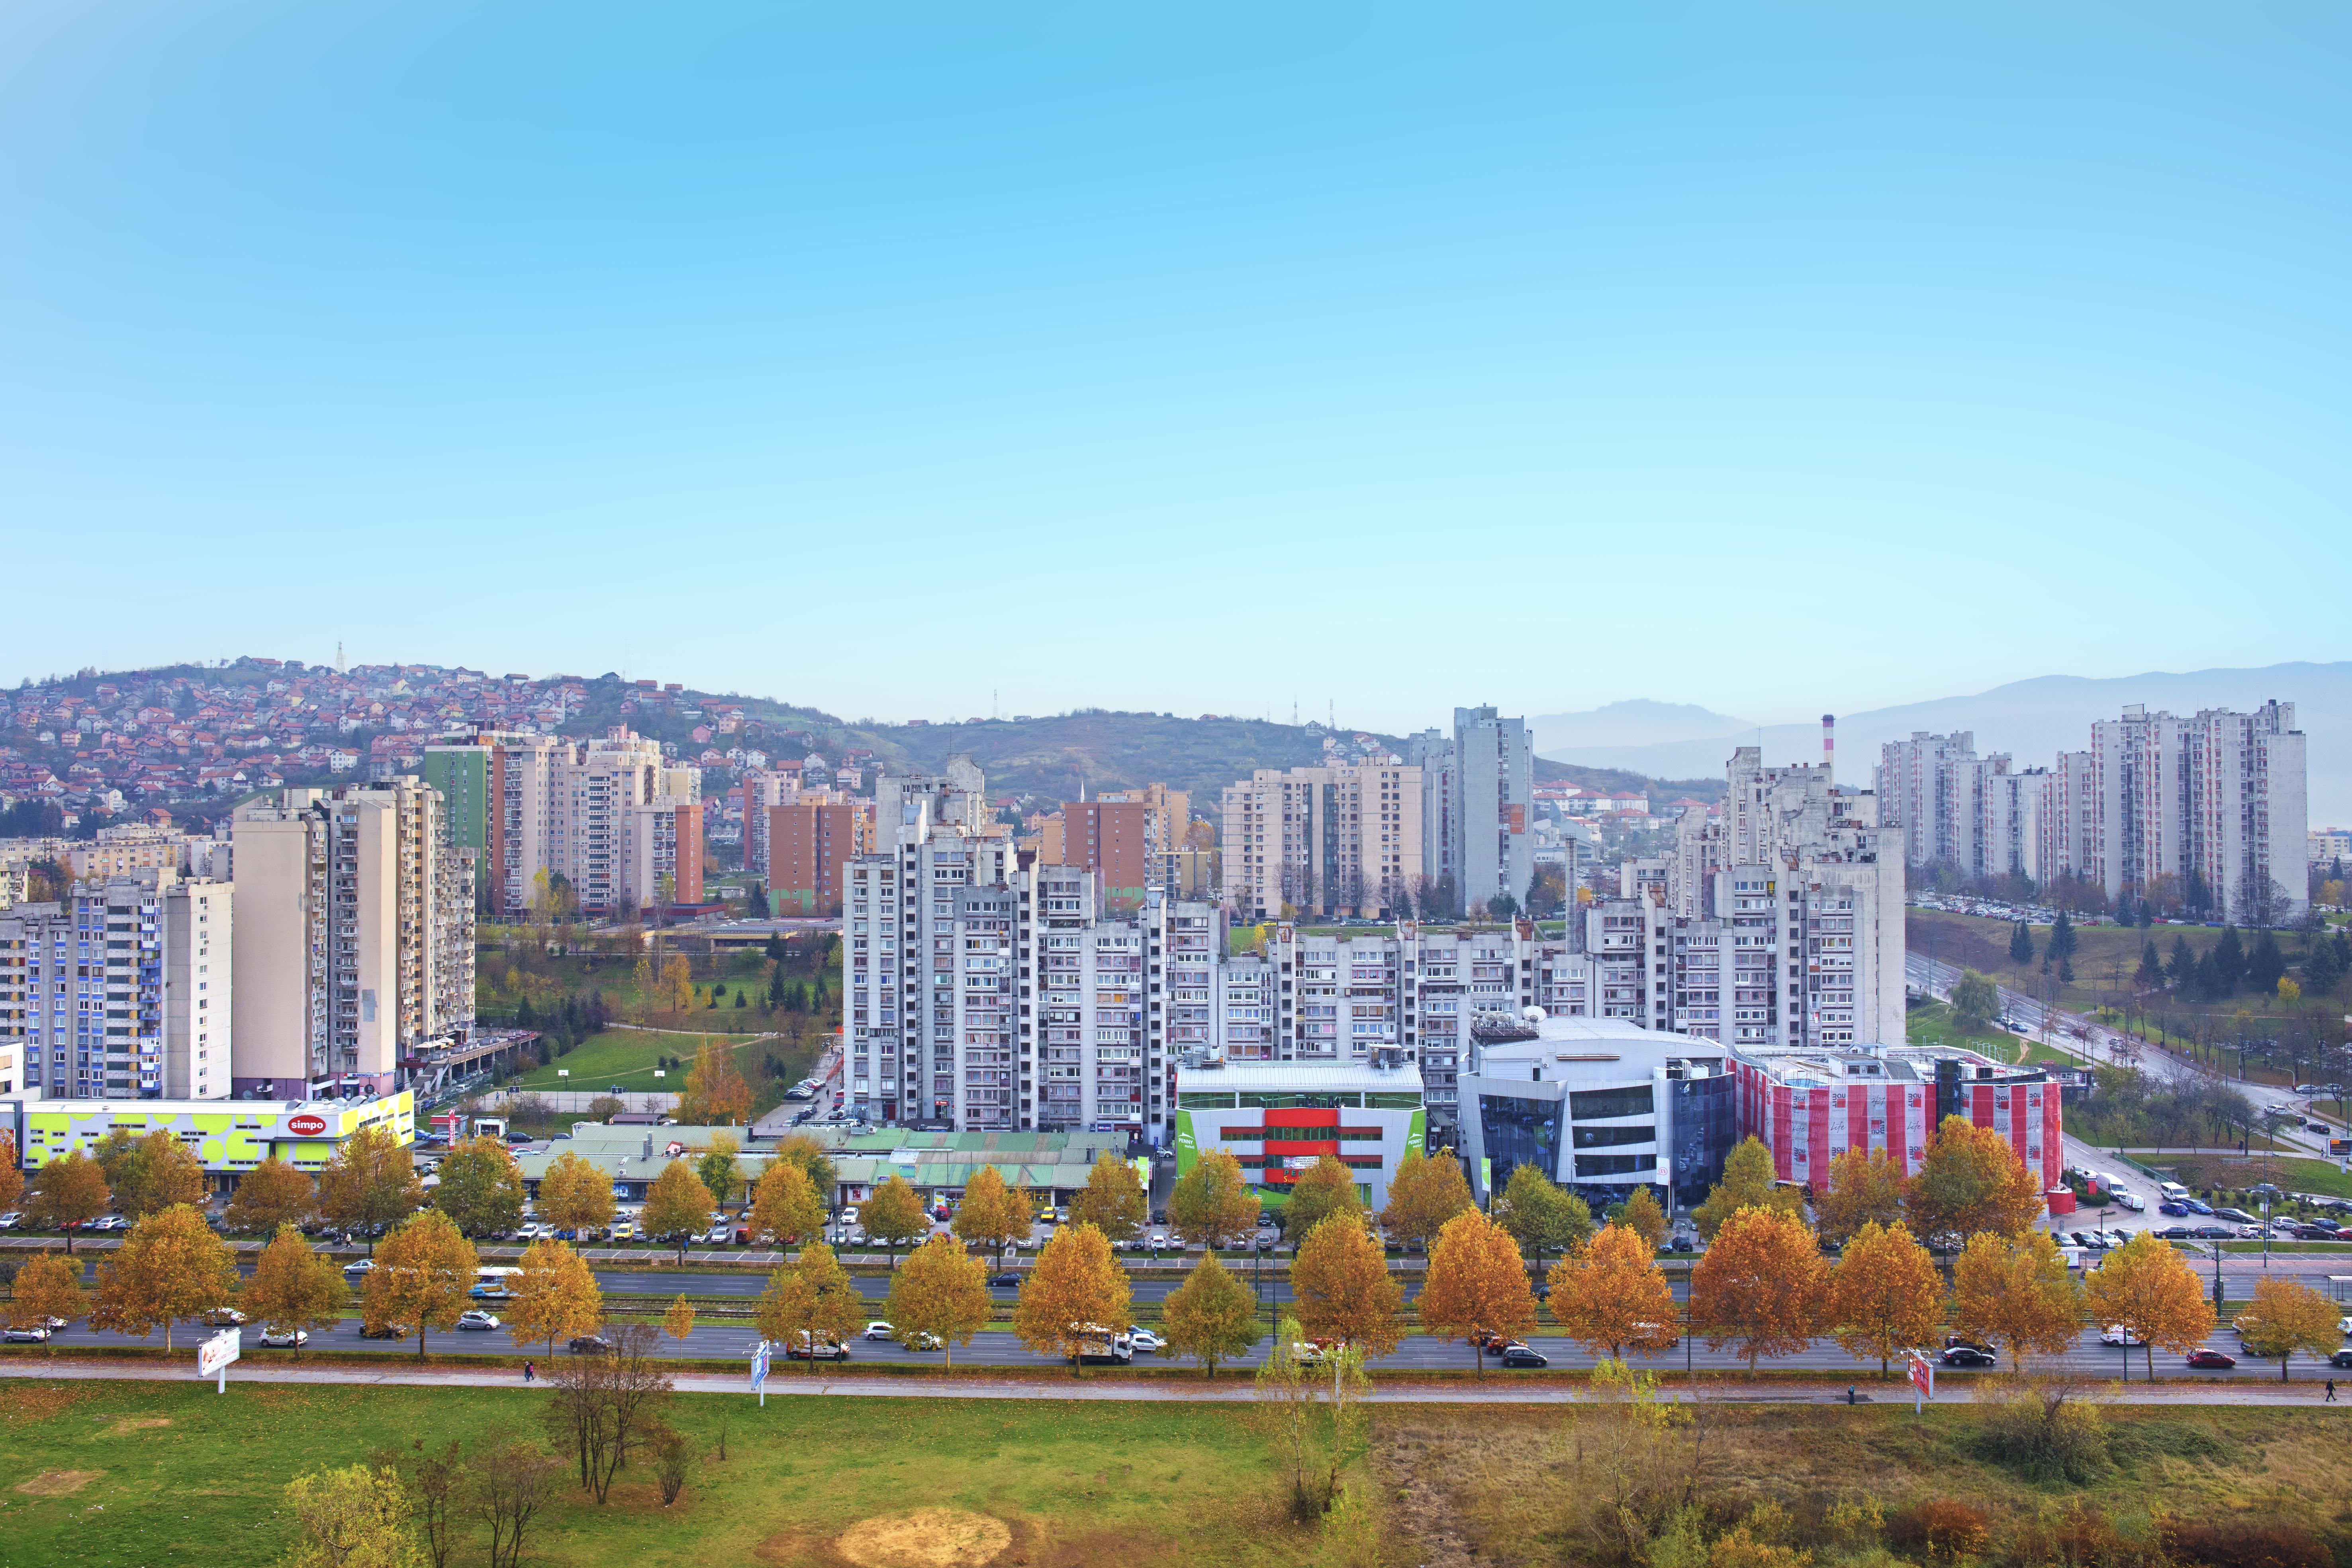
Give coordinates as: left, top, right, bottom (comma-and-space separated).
286, 1114, 330, 1137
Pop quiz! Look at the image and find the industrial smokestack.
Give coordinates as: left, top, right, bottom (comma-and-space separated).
1821, 714, 1836, 778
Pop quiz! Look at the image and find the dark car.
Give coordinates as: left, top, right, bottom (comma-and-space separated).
2190, 1224, 2237, 1240
567, 1335, 615, 1355
2212, 1208, 2260, 1225
2328, 1349, 2352, 1369
2158, 1201, 2191, 1217
1475, 1332, 1523, 1354
1498, 1346, 1550, 1368
1941, 1347, 1998, 1368
360, 1323, 408, 1340
2152, 1225, 2196, 1240
2185, 1349, 2237, 1369
987, 1272, 1022, 1288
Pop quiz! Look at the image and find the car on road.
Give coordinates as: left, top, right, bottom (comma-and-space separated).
2212, 1208, 2261, 1226
2185, 1349, 2237, 1369
1125, 1327, 1165, 1353
862, 1321, 896, 1341
903, 1331, 943, 1351
567, 1335, 615, 1355
343, 1259, 376, 1276
455, 1310, 500, 1331
0, 1212, 21, 1230
202, 1307, 247, 1326
783, 1334, 850, 1361
2152, 1225, 2196, 1240
1498, 1346, 1550, 1368
987, 1272, 1022, 1288
2099, 1325, 2145, 1346
2158, 1201, 2192, 1217
2189, 1225, 2236, 1240
360, 1323, 409, 1340
2329, 1349, 2352, 1369
257, 1328, 309, 1349
1941, 1346, 1998, 1367
608, 1222, 635, 1242
2, 1326, 51, 1343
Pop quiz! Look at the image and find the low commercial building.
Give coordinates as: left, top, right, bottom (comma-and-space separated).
0, 1090, 415, 1187
1172, 1057, 1426, 1212
519, 1124, 1128, 1209
1727, 1042, 2062, 1193
1458, 1013, 1737, 1212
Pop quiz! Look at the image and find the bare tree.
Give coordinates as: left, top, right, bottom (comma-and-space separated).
472, 1436, 561, 1568
541, 1323, 674, 1503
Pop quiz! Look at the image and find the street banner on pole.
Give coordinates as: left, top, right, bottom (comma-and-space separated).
198, 1327, 241, 1394
750, 1339, 772, 1407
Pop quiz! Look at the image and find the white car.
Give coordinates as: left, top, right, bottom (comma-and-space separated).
0, 1212, 22, 1230
862, 1321, 895, 1341
3, 1325, 51, 1343
704, 1223, 732, 1245
258, 1327, 310, 1348
456, 1310, 500, 1331
2100, 1325, 2144, 1346
2338, 1316, 2352, 1337
1146, 1231, 1170, 1249
342, 1259, 376, 1276
1125, 1327, 1165, 1353
840, 1207, 860, 1226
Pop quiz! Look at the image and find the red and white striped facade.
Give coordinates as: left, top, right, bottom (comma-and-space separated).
1729, 1047, 2062, 1194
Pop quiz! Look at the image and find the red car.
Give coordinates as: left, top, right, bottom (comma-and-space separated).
2185, 1349, 2238, 1370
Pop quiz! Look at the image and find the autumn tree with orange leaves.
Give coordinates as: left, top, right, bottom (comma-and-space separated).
1908, 1116, 2045, 1255
1825, 1220, 1943, 1378
1548, 1223, 1681, 1362
1951, 1231, 2081, 1373
1418, 1209, 1538, 1378
1688, 1206, 1827, 1378
2082, 1231, 2212, 1378
1814, 1148, 1911, 1247
1290, 1212, 1404, 1356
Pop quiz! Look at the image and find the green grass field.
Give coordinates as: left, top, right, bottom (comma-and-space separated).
508, 1028, 815, 1094
2131, 1153, 2352, 1201
0, 1379, 1310, 1568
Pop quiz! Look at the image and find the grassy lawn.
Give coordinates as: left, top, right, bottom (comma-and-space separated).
2219, 1240, 2352, 1253
508, 1028, 815, 1094
0, 1379, 1313, 1568
1905, 1001, 2052, 1065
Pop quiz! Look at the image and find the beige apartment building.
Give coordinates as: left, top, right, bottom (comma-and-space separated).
1221, 763, 1422, 921
232, 780, 474, 1095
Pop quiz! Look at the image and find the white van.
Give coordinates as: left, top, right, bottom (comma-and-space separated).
2157, 1181, 2189, 1202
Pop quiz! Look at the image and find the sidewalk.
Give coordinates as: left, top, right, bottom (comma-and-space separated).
8, 1357, 2346, 1408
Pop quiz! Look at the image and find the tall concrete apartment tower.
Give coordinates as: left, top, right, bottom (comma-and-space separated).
1452, 706, 1533, 914
231, 780, 476, 1096
0, 871, 232, 1100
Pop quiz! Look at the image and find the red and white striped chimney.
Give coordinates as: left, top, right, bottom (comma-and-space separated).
1821, 713, 1836, 777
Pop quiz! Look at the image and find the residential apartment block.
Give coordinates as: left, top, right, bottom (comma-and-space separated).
232, 780, 474, 1096
0, 871, 232, 1101
1404, 707, 1531, 914
840, 763, 1215, 1137
431, 730, 699, 918
1882, 701, 2309, 920
1219, 762, 1422, 920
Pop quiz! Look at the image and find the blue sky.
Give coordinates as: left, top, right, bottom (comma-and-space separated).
2, 3, 2346, 732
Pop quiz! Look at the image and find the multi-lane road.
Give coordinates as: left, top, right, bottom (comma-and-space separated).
14, 1314, 2336, 1384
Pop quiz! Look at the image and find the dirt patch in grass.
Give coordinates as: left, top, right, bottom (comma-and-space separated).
0, 1384, 90, 1428
102, 1416, 172, 1435
16, 1470, 102, 1496
831, 1508, 1012, 1568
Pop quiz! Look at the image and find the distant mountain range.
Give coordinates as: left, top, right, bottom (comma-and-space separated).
1537, 662, 2352, 824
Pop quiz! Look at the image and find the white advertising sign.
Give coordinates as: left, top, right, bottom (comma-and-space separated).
198, 1327, 241, 1392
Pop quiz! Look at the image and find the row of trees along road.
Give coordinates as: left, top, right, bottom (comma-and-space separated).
21, 1113, 2344, 1385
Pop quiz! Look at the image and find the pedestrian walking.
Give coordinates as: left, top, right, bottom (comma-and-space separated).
2327, 1379, 2336, 1403
524, 1359, 535, 1384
